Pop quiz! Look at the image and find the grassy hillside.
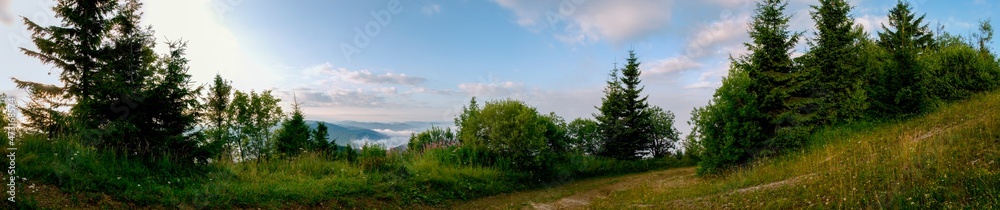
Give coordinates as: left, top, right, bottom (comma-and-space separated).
458, 90, 1000, 209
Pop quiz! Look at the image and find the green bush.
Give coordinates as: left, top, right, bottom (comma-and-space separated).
456, 99, 559, 176
359, 143, 389, 171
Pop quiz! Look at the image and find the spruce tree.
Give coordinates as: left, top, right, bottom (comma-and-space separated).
597, 50, 653, 160
742, 0, 805, 151
803, 0, 867, 124
21, 0, 208, 161
695, 0, 800, 174
875, 0, 936, 115
595, 67, 625, 159
312, 122, 331, 153
276, 100, 312, 157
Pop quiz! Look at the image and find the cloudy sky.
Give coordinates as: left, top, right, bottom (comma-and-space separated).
1, 0, 998, 134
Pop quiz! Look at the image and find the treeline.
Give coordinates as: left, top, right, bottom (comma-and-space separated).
407, 51, 685, 179
689, 0, 1000, 175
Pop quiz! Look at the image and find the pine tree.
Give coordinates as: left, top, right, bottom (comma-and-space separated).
148, 41, 214, 162
803, 0, 867, 124
312, 122, 331, 153
875, 0, 936, 115
741, 0, 806, 152
597, 50, 653, 160
594, 67, 625, 158
11, 79, 70, 137
276, 98, 311, 157
21, 0, 210, 161
695, 0, 800, 174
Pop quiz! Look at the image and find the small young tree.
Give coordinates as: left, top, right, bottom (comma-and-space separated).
276, 99, 311, 157
11, 79, 69, 138
312, 122, 331, 153
407, 126, 455, 153
203, 74, 234, 154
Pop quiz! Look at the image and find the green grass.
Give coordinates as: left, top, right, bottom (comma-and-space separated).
450, 90, 1000, 209
576, 89, 1000, 209
3, 131, 685, 208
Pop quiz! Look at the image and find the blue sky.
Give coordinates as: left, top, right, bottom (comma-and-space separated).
1, 0, 998, 135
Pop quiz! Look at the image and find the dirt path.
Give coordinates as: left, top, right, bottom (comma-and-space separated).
450, 167, 698, 210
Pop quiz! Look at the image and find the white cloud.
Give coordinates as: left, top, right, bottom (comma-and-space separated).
421, 4, 441, 16
284, 88, 388, 107
458, 81, 526, 97
683, 81, 715, 89
494, 0, 673, 44
685, 14, 749, 58
855, 14, 889, 36
305, 63, 427, 86
644, 56, 703, 75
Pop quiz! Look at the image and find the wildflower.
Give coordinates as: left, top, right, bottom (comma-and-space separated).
117, 177, 121, 180
138, 184, 141, 187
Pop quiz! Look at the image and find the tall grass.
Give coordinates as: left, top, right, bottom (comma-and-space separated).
6, 130, 688, 208
589, 90, 1000, 209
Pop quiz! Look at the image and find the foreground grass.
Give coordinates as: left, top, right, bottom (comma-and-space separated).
458, 90, 1000, 209
1, 133, 685, 208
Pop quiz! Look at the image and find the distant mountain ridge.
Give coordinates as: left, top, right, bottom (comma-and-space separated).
336, 120, 452, 131
304, 120, 389, 146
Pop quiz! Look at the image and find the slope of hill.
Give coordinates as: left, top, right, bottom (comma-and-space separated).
456, 91, 1000, 209
304, 120, 389, 146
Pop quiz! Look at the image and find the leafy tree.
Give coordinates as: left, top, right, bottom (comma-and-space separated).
458, 99, 557, 174
230, 90, 283, 162
681, 108, 705, 161
875, 0, 936, 115
566, 118, 601, 155
407, 126, 455, 153
973, 19, 994, 55
455, 97, 483, 146
693, 63, 761, 175
539, 112, 569, 154
646, 106, 681, 158
924, 33, 1000, 101
803, 0, 867, 124
597, 50, 653, 160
